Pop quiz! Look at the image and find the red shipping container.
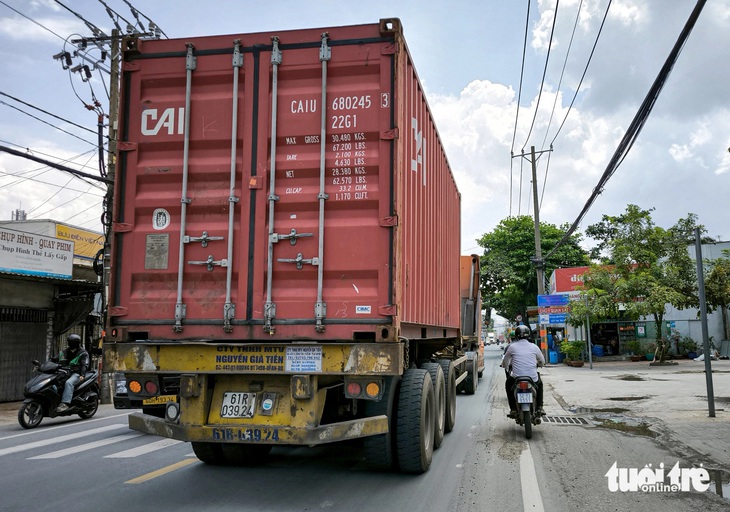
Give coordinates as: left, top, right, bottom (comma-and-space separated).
109, 19, 461, 343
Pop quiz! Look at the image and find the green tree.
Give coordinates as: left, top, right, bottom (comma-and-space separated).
579, 205, 702, 362
477, 216, 589, 323
705, 249, 730, 340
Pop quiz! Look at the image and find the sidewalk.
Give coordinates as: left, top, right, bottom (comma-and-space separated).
537, 357, 730, 470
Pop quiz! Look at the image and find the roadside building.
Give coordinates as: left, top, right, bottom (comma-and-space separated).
0, 218, 103, 402
549, 240, 730, 359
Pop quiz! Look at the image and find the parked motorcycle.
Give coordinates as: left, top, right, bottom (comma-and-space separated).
511, 376, 541, 439
18, 359, 99, 429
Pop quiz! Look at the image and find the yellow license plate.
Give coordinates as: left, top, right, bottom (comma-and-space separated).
143, 395, 177, 405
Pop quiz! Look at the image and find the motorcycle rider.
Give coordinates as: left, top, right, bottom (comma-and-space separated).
502, 325, 545, 419
55, 334, 90, 412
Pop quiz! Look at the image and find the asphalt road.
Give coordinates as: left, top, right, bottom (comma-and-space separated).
1, 348, 728, 512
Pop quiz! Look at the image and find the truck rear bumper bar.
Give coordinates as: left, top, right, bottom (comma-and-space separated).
128, 412, 389, 445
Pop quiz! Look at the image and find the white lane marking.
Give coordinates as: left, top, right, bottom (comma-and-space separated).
105, 438, 183, 458
520, 442, 545, 512
0, 424, 126, 457
28, 433, 144, 459
0, 412, 132, 442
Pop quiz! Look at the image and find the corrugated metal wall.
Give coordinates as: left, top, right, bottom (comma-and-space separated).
0, 308, 48, 402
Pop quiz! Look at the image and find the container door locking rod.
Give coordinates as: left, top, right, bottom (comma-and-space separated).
173, 43, 196, 333
223, 40, 243, 333
314, 33, 330, 333
264, 37, 282, 334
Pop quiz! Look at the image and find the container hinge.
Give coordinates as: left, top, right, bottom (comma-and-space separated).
271, 228, 313, 246
223, 303, 235, 333
173, 303, 186, 332
186, 43, 197, 71
188, 255, 229, 271
381, 43, 397, 55
264, 302, 276, 334
315, 301, 327, 333
117, 142, 137, 152
379, 216, 398, 227
112, 222, 133, 233
379, 304, 397, 316
183, 230, 224, 248
381, 128, 398, 140
277, 253, 319, 270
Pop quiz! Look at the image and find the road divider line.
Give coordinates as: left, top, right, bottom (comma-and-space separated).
520, 442, 545, 512
126, 458, 199, 484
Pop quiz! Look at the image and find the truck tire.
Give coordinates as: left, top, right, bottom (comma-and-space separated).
191, 442, 226, 465
437, 359, 457, 433
363, 375, 400, 470
464, 355, 478, 395
421, 362, 445, 449
396, 368, 435, 474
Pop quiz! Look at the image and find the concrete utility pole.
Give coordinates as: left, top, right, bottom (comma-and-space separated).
530, 146, 545, 297
99, 29, 120, 405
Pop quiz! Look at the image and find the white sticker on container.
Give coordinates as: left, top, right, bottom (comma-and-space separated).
152, 208, 171, 230
285, 346, 322, 373
355, 305, 371, 314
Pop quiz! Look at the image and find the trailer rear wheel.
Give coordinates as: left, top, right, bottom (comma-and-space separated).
363, 375, 400, 470
421, 363, 445, 449
464, 355, 478, 395
396, 368, 434, 474
437, 359, 457, 433
191, 442, 226, 465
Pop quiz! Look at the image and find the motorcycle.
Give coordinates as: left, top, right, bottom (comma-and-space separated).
511, 375, 541, 439
18, 359, 100, 429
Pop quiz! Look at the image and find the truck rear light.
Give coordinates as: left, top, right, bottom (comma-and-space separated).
345, 379, 383, 399
128, 380, 142, 393
365, 382, 381, 398
347, 382, 362, 397
144, 380, 159, 395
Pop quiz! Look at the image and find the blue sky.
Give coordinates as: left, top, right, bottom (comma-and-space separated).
1, 0, 729, 254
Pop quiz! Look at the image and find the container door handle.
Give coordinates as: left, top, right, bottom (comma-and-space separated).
277, 253, 319, 270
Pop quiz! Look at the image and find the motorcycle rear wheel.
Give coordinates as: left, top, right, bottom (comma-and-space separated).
523, 410, 533, 439
18, 400, 44, 429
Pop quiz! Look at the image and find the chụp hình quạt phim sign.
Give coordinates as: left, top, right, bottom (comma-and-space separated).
0, 226, 74, 279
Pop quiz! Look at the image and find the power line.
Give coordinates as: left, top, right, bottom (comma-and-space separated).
543, 0, 708, 262
548, 0, 612, 147
0, 0, 67, 41
0, 91, 98, 135
0, 100, 99, 148
520, 0, 560, 153
54, 0, 108, 38
509, 0, 532, 217
0, 144, 113, 184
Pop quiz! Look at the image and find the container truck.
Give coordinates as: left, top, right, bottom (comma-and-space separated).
103, 18, 480, 474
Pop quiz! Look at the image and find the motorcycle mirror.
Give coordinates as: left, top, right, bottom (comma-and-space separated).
32, 359, 40, 366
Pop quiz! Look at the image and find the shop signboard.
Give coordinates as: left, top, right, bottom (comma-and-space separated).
0, 226, 74, 279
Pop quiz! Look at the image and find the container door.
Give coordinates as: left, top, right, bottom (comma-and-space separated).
258, 34, 395, 340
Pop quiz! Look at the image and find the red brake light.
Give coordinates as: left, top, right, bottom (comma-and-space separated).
144, 380, 159, 395
518, 381, 529, 390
